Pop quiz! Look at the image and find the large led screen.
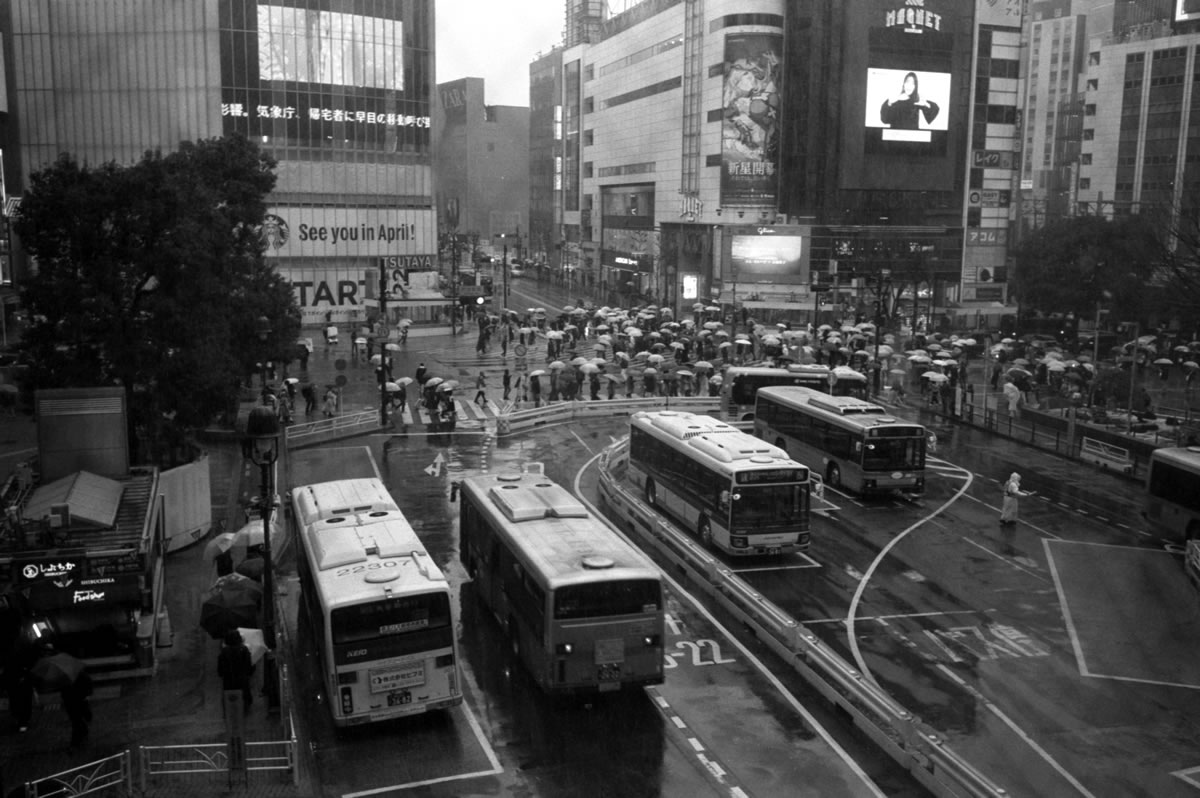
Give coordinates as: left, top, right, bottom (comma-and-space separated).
219, 0, 430, 151
865, 68, 950, 143
1178, 0, 1200, 22
731, 234, 804, 279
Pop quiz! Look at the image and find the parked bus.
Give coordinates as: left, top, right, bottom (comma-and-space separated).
1144, 446, 1200, 541
720, 364, 868, 426
626, 410, 810, 555
754, 386, 926, 496
456, 466, 665, 694
291, 478, 462, 726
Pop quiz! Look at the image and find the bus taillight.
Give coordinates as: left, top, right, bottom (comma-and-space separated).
643, 635, 660, 648
556, 642, 574, 655
340, 687, 354, 716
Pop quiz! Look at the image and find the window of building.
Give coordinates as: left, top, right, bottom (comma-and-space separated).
583, 161, 593, 178
1083, 128, 1094, 140
584, 129, 594, 146
1079, 178, 1090, 189
1085, 104, 1096, 116
1081, 153, 1092, 165
1087, 78, 1098, 90
584, 64, 594, 81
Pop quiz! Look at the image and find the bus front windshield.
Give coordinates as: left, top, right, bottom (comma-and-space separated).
862, 437, 925, 471
729, 484, 808, 526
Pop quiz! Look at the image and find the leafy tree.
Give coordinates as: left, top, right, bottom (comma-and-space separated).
14, 134, 299, 462
1012, 215, 1164, 324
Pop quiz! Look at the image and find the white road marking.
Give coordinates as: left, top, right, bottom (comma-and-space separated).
340, 701, 503, 797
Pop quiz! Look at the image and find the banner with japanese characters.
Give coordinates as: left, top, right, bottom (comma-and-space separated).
720, 33, 782, 207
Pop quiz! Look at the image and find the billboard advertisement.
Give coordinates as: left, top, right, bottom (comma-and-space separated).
261, 206, 434, 259
729, 226, 809, 285
1179, 0, 1200, 22
219, 0, 431, 151
720, 33, 782, 207
838, 0, 967, 191
865, 67, 951, 146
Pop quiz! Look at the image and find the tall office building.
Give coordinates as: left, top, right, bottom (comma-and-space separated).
0, 0, 439, 326
539, 0, 1014, 326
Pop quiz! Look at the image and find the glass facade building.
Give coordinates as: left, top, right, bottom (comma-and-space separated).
2, 0, 438, 326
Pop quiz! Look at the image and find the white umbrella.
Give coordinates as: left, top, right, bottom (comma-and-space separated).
1185, 361, 1200, 369
397, 318, 413, 328
580, 363, 600, 374
648, 354, 665, 364
1154, 357, 1174, 365
396, 376, 414, 386
924, 372, 949, 383
643, 367, 658, 375
385, 381, 401, 391
237, 627, 269, 665
528, 369, 547, 377
385, 343, 402, 352
676, 369, 694, 377
571, 356, 588, 365
426, 376, 444, 386
549, 360, 566, 369
694, 360, 713, 370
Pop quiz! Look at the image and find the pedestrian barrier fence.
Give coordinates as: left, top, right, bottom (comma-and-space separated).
1079, 436, 1134, 474
497, 395, 720, 436
597, 441, 1009, 798
19, 750, 132, 798
285, 409, 377, 446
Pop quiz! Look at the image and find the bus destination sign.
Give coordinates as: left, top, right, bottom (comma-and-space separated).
737, 468, 806, 484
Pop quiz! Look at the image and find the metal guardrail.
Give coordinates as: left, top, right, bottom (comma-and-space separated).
596, 442, 1009, 798
497, 396, 721, 436
285, 410, 378, 446
20, 750, 133, 797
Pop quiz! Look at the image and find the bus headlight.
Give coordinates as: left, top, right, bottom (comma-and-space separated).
556, 642, 573, 655
731, 536, 748, 548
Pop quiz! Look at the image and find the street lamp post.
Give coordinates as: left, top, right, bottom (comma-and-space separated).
375, 362, 390, 428
255, 315, 272, 404
242, 405, 281, 709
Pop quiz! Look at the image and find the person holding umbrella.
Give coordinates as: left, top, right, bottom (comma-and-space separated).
218, 629, 255, 711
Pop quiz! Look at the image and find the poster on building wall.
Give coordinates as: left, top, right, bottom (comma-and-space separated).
720, 33, 781, 207
261, 207, 434, 258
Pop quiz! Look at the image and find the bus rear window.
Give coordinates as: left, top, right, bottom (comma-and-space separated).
554, 579, 662, 619
332, 593, 451, 645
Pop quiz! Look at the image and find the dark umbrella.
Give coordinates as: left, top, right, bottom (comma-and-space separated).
30, 652, 85, 691
199, 582, 262, 639
235, 556, 266, 582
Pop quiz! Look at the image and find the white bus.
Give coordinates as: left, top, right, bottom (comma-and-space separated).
457, 466, 665, 694
1144, 446, 1200, 542
291, 478, 462, 726
720, 364, 868, 426
754, 386, 926, 496
626, 410, 811, 555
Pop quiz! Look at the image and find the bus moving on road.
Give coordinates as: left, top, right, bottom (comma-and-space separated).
1144, 446, 1200, 541
754, 386, 926, 496
291, 478, 462, 726
457, 466, 665, 694
627, 410, 810, 555
720, 364, 868, 426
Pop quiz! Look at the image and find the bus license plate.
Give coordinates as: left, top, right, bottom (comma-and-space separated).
387, 690, 412, 707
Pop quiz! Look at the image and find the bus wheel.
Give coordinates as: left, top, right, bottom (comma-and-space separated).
645, 478, 657, 508
826, 464, 841, 489
698, 517, 713, 548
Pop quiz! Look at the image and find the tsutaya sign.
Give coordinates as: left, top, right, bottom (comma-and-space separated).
261, 207, 434, 258
885, 0, 943, 33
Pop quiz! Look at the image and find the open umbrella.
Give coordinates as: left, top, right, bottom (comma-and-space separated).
385, 381, 401, 391
1185, 361, 1200, 369
397, 318, 413, 327
370, 354, 383, 366
923, 372, 949, 383
528, 369, 548, 377
676, 369, 694, 377
30, 652, 85, 691
580, 363, 600, 374
549, 360, 566, 369
237, 627, 269, 665
694, 360, 713, 370
426, 376, 444, 387
200, 582, 262, 639
231, 521, 264, 549
235, 556, 266, 581
396, 376, 414, 386
203, 531, 239, 561
1154, 357, 1174, 365
385, 342, 402, 352
571, 356, 588, 365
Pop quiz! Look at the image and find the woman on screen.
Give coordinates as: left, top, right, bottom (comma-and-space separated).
880, 72, 940, 130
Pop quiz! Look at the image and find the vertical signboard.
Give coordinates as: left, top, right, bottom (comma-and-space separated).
720, 33, 782, 207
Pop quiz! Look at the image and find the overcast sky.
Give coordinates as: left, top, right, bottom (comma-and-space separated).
435, 1, 564, 107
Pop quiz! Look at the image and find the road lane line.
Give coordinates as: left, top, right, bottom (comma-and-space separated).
569, 426, 595, 453
961, 537, 1052, 583
937, 664, 1099, 798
